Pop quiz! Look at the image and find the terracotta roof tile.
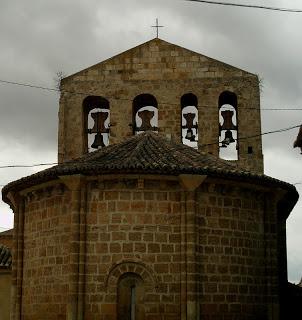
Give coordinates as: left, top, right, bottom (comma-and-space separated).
0, 229, 14, 237
2, 132, 297, 200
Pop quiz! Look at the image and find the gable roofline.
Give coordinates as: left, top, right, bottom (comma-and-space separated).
61, 38, 256, 84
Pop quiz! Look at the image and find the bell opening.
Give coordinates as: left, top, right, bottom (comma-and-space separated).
87, 107, 110, 152
181, 106, 198, 149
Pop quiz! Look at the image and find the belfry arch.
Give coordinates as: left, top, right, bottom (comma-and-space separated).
83, 95, 110, 152
132, 94, 158, 135
181, 93, 198, 148
218, 91, 238, 160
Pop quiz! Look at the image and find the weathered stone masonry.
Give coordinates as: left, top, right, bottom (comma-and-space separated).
59, 38, 263, 173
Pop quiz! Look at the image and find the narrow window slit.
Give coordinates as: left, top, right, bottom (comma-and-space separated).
130, 285, 136, 320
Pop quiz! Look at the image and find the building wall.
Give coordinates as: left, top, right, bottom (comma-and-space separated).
59, 39, 263, 173
0, 269, 11, 320
10, 175, 284, 320
21, 184, 71, 320
0, 231, 13, 320
85, 177, 182, 320
0, 229, 13, 248
196, 182, 280, 320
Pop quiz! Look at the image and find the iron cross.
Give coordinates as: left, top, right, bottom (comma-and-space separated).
151, 18, 164, 38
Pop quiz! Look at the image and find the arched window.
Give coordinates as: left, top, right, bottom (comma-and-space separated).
181, 93, 198, 148
83, 96, 110, 152
132, 94, 158, 135
218, 91, 238, 160
117, 273, 145, 320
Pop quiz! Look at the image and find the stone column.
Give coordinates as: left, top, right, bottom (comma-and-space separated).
179, 175, 206, 320
6, 192, 24, 320
264, 192, 282, 320
60, 175, 87, 320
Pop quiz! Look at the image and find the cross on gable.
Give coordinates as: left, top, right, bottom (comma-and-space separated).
151, 18, 164, 38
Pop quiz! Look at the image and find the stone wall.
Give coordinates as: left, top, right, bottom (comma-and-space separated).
0, 229, 13, 248
196, 182, 280, 320
9, 174, 284, 320
0, 230, 13, 320
59, 39, 263, 173
85, 177, 182, 320
21, 184, 70, 320
0, 269, 11, 320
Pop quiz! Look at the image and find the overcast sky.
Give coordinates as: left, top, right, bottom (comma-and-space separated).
0, 0, 301, 283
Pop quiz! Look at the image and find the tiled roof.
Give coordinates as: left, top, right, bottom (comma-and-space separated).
0, 229, 13, 237
0, 245, 12, 268
2, 132, 298, 200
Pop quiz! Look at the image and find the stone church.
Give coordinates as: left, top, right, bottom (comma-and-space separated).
2, 38, 299, 320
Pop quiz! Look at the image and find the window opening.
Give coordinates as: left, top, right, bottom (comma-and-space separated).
130, 285, 136, 320
132, 94, 158, 135
117, 273, 144, 320
83, 96, 110, 152
181, 93, 198, 148
218, 91, 238, 160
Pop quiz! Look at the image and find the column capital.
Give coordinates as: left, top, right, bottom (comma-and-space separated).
59, 174, 86, 191
178, 174, 207, 191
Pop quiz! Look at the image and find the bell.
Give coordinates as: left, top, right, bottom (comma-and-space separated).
91, 133, 105, 149
183, 113, 196, 130
221, 130, 235, 147
185, 128, 196, 142
137, 110, 155, 131
89, 111, 109, 134
220, 110, 237, 131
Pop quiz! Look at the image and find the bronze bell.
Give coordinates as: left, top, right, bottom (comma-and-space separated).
89, 111, 109, 134
137, 110, 155, 131
185, 128, 196, 142
220, 110, 237, 131
221, 130, 235, 147
91, 133, 105, 149
183, 112, 196, 130
293, 125, 302, 154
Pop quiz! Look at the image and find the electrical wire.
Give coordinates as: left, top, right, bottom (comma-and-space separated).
0, 163, 57, 169
185, 0, 302, 13
0, 124, 299, 169
0, 78, 301, 111
202, 123, 301, 146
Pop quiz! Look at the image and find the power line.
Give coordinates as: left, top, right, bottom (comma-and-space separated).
202, 123, 301, 146
0, 124, 299, 169
0, 163, 57, 169
0, 78, 301, 111
185, 0, 302, 13
0, 79, 59, 93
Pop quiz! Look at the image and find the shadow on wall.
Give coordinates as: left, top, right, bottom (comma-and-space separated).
283, 282, 302, 319
0, 243, 12, 320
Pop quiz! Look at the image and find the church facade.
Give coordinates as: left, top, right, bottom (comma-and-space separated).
2, 39, 299, 320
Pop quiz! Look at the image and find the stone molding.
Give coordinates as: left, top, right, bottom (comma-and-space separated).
105, 260, 159, 293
